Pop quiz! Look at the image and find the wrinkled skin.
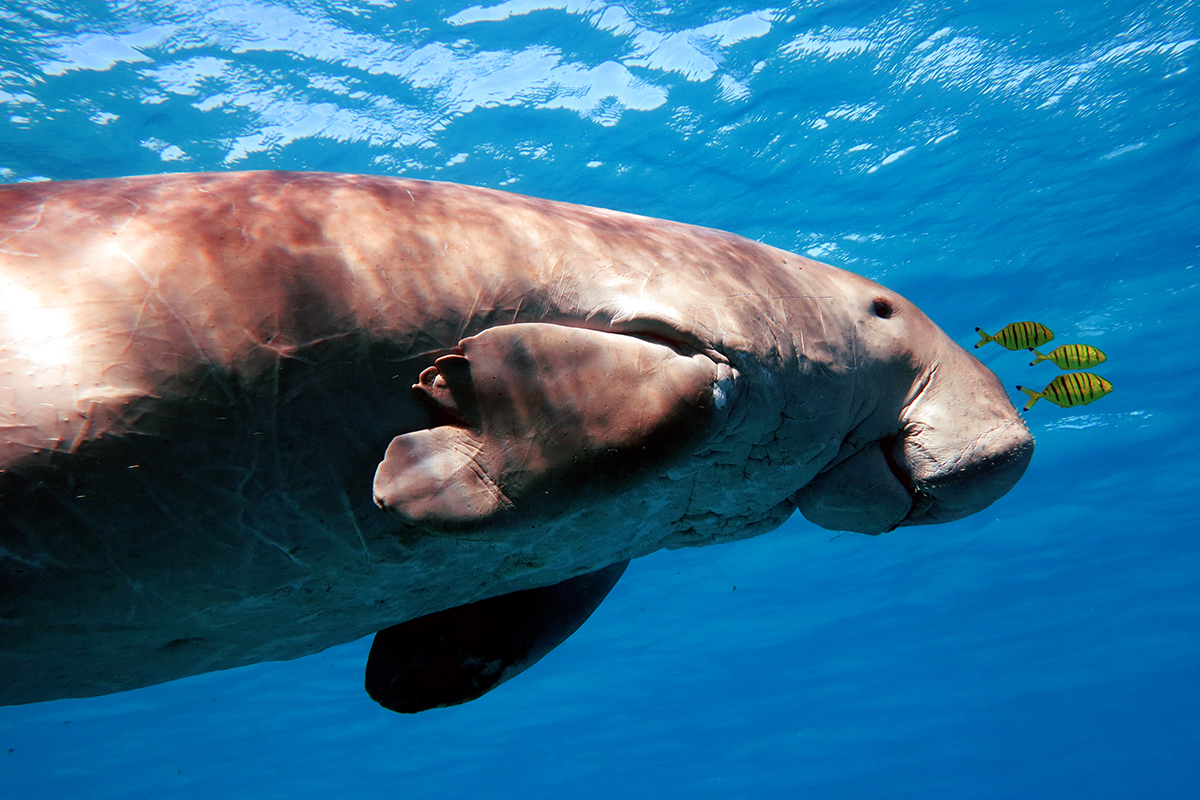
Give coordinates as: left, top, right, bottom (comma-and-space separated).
0, 172, 1032, 706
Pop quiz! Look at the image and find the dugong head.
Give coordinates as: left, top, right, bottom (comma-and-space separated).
789, 277, 1033, 535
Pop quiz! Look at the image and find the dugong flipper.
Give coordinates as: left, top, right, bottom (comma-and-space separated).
373, 323, 719, 531
366, 560, 629, 712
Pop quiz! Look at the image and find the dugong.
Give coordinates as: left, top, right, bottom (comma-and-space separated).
0, 172, 1032, 712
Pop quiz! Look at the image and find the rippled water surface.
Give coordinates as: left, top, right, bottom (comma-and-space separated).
2, 1, 1198, 798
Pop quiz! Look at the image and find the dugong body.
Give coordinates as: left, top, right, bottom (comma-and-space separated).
0, 172, 1032, 710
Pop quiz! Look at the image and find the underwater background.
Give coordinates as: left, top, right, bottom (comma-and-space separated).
1, 0, 1197, 797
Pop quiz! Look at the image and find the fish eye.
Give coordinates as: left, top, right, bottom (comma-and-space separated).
872, 298, 894, 319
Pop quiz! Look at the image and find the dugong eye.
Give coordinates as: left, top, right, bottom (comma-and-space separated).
872, 298, 895, 319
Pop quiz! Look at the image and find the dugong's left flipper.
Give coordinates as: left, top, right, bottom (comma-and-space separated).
373, 322, 723, 531
365, 559, 630, 713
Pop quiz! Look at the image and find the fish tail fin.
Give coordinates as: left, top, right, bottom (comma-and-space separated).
1016, 385, 1041, 410
1029, 348, 1046, 366
974, 327, 992, 348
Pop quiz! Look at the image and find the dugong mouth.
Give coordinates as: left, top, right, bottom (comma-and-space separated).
790, 439, 915, 535
791, 418, 1034, 535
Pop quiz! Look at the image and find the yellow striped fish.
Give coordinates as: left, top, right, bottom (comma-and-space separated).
1016, 372, 1113, 411
975, 321, 1054, 350
1029, 344, 1108, 369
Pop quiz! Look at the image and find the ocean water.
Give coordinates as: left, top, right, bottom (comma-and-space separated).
1, 0, 1197, 797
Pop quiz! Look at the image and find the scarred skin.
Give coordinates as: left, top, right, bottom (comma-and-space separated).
0, 171, 1032, 705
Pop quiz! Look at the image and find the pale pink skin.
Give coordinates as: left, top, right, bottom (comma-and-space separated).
0, 172, 1031, 704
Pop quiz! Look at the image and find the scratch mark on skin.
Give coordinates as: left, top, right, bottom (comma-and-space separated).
815, 302, 829, 344
251, 524, 307, 567
243, 328, 298, 360
118, 248, 232, 399
0, 199, 51, 253
1, 438, 48, 455
76, 482, 222, 625
848, 330, 860, 423
464, 285, 489, 339
0, 545, 45, 570
126, 261, 162, 352
228, 459, 309, 569
638, 271, 655, 298
112, 198, 143, 232
549, 259, 576, 311
68, 400, 101, 453
341, 488, 374, 569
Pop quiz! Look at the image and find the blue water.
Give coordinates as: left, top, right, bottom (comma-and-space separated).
2, 1, 1198, 797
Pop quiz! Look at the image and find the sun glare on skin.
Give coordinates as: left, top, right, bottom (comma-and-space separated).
0, 280, 75, 369
608, 292, 690, 330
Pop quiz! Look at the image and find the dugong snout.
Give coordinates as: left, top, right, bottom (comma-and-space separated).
791, 419, 1032, 535
893, 417, 1033, 528
790, 328, 1034, 535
